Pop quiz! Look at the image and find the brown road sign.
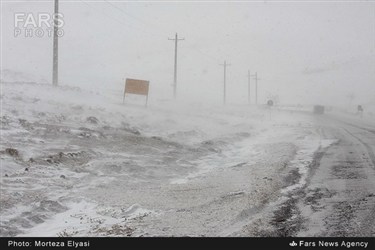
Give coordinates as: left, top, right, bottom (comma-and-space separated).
125, 78, 149, 96
123, 78, 150, 106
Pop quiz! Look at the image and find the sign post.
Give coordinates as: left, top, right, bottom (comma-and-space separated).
123, 78, 150, 106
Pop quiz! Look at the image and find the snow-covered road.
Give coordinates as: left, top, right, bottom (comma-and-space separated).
295, 114, 375, 236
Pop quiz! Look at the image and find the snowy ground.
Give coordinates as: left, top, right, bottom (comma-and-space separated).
0, 81, 351, 236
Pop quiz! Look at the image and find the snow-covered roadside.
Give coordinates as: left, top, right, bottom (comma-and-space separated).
1, 82, 329, 236
281, 137, 337, 195
18, 200, 158, 237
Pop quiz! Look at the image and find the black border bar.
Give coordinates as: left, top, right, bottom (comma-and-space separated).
1, 237, 374, 250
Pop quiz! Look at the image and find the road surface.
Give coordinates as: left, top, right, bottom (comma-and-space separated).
299, 113, 375, 236
235, 112, 375, 236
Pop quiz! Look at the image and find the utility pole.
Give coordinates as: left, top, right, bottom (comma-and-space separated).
168, 33, 184, 99
52, 0, 59, 86
219, 60, 231, 105
253, 72, 260, 105
247, 70, 251, 105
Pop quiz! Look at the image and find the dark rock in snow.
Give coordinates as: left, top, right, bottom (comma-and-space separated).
5, 148, 19, 157
120, 122, 141, 135
86, 116, 99, 124
43, 151, 91, 166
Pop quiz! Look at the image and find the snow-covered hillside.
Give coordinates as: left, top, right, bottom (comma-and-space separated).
1, 81, 335, 236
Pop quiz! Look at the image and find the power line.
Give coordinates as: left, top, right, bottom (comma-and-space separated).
70, 1, 261, 106
103, 1, 152, 28
78, 0, 130, 28
186, 46, 220, 62
80, 0, 228, 66
102, 0, 162, 37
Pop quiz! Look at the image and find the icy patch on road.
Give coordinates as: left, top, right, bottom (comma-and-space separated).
281, 137, 337, 194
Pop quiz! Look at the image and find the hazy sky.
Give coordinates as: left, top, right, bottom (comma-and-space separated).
1, 0, 374, 106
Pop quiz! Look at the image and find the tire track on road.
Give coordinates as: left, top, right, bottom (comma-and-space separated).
342, 127, 375, 169
340, 126, 375, 236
